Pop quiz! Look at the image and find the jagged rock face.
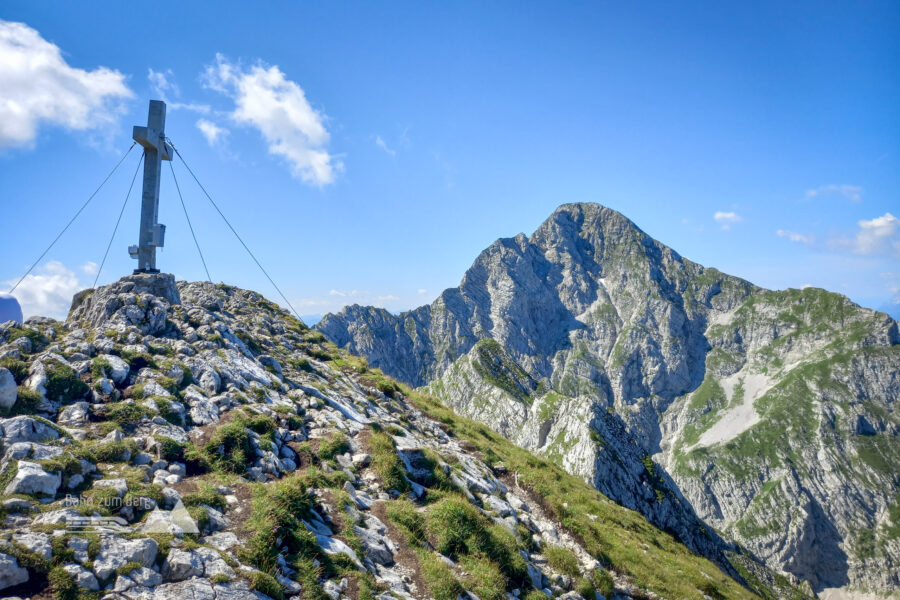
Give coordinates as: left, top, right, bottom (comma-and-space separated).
0, 275, 806, 600
317, 202, 900, 596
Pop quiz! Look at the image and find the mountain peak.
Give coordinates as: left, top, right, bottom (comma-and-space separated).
315, 202, 900, 596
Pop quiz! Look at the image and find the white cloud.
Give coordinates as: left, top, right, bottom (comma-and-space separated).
776, 229, 814, 244
148, 68, 180, 99
147, 68, 210, 114
825, 213, 900, 258
4, 261, 84, 320
417, 289, 428, 295
713, 211, 742, 230
375, 135, 396, 156
202, 54, 341, 185
806, 184, 863, 203
80, 261, 98, 275
196, 119, 228, 146
852, 213, 900, 257
0, 20, 133, 149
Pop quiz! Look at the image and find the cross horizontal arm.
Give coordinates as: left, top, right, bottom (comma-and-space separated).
132, 126, 173, 161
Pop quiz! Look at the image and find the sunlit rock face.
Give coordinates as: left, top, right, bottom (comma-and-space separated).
317, 202, 900, 596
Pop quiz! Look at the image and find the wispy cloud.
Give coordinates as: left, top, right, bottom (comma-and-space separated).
776, 229, 814, 245
148, 68, 180, 99
713, 211, 742, 230
777, 213, 900, 259
202, 53, 341, 185
375, 135, 396, 156
147, 68, 210, 114
0, 20, 132, 149
806, 184, 863, 203
196, 118, 229, 146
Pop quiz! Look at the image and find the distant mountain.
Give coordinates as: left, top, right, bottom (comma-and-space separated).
317, 203, 900, 597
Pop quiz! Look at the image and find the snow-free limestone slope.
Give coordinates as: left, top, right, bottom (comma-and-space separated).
0, 274, 808, 600
317, 203, 900, 597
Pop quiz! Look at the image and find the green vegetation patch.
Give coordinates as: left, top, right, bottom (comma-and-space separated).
471, 338, 534, 405
44, 360, 89, 401
401, 383, 797, 600
368, 429, 410, 492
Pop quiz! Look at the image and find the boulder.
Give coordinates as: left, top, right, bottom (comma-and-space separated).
162, 548, 204, 581
4, 461, 61, 496
94, 478, 129, 498
0, 416, 60, 444
353, 524, 395, 565
0, 553, 28, 591
93, 537, 158, 580
201, 531, 239, 552
57, 401, 91, 426
148, 577, 216, 600
2, 441, 63, 462
0, 368, 16, 409
62, 564, 99, 590
12, 532, 51, 560
98, 354, 130, 385
129, 566, 162, 587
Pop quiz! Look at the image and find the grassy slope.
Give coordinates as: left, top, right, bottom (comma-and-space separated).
387, 381, 806, 600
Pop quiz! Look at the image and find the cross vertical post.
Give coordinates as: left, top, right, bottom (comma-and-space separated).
129, 100, 173, 273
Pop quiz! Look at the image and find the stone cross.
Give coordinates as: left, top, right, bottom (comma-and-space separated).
129, 100, 174, 273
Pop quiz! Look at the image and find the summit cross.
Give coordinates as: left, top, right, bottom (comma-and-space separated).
129, 100, 174, 273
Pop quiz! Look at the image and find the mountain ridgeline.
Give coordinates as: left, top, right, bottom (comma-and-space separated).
0, 274, 813, 600
316, 203, 900, 598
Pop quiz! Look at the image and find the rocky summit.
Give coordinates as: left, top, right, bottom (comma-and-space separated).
317, 203, 900, 599
0, 272, 813, 600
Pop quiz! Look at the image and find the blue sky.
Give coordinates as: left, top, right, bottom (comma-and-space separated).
1, 1, 898, 322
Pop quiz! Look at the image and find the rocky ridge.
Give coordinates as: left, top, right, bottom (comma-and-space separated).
0, 273, 805, 600
316, 203, 900, 598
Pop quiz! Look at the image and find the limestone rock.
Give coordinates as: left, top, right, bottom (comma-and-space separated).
0, 415, 60, 444
93, 537, 158, 580
0, 368, 16, 409
4, 461, 61, 496
0, 553, 28, 590
316, 202, 900, 594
